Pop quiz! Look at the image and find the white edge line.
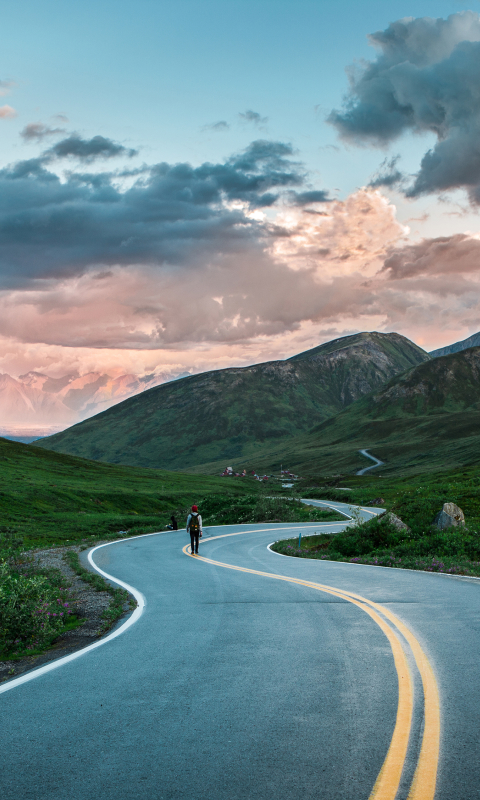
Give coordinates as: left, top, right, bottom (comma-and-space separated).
0, 530, 170, 695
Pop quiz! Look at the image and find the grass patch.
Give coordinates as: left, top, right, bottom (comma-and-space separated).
296, 464, 480, 530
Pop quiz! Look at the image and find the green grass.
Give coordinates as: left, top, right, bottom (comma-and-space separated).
0, 436, 262, 549
0, 556, 84, 660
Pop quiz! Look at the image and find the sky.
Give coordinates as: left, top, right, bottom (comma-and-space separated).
2, 0, 480, 379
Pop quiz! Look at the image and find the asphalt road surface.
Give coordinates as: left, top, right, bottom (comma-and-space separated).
356, 449, 385, 476
1, 501, 479, 800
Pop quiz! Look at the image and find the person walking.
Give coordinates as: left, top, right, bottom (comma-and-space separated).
186, 505, 202, 555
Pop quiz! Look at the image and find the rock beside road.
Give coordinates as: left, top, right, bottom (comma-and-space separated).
434, 503, 465, 529
382, 512, 411, 532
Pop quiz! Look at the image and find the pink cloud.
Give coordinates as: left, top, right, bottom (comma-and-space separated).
0, 105, 17, 118
0, 188, 480, 378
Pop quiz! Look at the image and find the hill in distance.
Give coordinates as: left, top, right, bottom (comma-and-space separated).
36, 331, 429, 470
232, 347, 480, 478
430, 331, 480, 358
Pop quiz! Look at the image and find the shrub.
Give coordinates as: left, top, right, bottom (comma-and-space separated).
0, 561, 75, 657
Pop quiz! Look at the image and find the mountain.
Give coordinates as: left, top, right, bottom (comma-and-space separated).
0, 369, 187, 441
430, 331, 480, 358
35, 331, 430, 469
231, 347, 480, 477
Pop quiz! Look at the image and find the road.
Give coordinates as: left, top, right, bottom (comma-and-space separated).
1, 502, 480, 799
357, 449, 385, 476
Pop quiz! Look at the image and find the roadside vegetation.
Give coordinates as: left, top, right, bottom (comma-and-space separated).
200, 494, 345, 525
273, 466, 480, 576
0, 529, 83, 659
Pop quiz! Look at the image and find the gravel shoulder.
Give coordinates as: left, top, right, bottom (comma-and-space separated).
0, 543, 129, 684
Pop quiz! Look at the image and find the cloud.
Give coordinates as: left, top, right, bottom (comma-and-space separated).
44, 134, 138, 162
328, 11, 480, 202
288, 189, 331, 206
381, 233, 480, 278
202, 120, 230, 131
0, 80, 15, 97
239, 110, 268, 126
1, 173, 480, 370
21, 122, 67, 141
369, 156, 404, 189
0, 138, 304, 287
0, 105, 16, 119
0, 188, 409, 353
2, 128, 480, 375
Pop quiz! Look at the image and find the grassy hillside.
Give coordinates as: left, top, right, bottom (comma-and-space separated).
36, 332, 429, 470
201, 347, 480, 477
0, 436, 262, 549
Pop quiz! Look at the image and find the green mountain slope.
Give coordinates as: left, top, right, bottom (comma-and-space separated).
225, 347, 480, 477
35, 331, 429, 469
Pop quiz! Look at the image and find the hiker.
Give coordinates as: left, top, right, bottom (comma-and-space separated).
186, 504, 202, 555
166, 514, 178, 530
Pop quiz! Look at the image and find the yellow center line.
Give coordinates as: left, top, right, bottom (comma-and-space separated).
184, 543, 414, 799
339, 591, 440, 800
183, 528, 440, 799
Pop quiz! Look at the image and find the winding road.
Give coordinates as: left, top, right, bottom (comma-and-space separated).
357, 449, 385, 476
1, 501, 479, 799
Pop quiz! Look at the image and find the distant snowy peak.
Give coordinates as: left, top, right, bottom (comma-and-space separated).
0, 369, 185, 436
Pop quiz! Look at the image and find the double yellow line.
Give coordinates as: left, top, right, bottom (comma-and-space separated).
183, 534, 440, 800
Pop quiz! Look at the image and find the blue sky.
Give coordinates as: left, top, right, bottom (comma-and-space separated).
1, 0, 470, 195
2, 1, 480, 386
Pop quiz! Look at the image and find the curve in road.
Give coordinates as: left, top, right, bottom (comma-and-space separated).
0, 501, 458, 800
184, 529, 439, 800
357, 449, 385, 476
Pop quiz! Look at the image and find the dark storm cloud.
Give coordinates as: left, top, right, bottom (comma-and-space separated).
0, 139, 305, 287
45, 134, 138, 162
329, 12, 480, 202
369, 156, 404, 189
289, 189, 331, 206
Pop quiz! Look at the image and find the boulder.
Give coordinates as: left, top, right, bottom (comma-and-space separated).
384, 512, 410, 532
433, 503, 465, 529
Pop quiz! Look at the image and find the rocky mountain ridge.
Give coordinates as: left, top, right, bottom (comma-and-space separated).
36, 331, 430, 469
430, 331, 480, 358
